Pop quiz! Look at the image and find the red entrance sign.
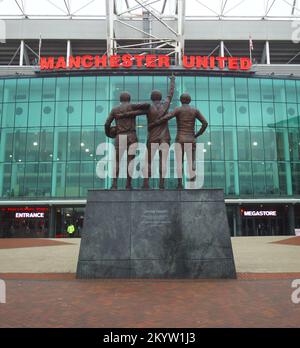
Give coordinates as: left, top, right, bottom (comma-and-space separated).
40, 54, 252, 71
1, 207, 49, 219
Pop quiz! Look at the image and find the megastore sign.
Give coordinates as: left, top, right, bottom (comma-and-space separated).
39, 54, 252, 71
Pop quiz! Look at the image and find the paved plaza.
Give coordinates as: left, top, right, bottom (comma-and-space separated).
0, 236, 300, 328
0, 236, 300, 274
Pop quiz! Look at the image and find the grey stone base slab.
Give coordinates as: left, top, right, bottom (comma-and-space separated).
76, 189, 236, 279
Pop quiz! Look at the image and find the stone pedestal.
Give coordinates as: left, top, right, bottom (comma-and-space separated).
77, 189, 236, 279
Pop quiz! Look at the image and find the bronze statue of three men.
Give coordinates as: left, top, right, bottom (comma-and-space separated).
105, 75, 208, 190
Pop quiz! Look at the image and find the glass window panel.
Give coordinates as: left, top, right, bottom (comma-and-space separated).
0, 79, 3, 103
110, 76, 124, 101
252, 162, 266, 194
209, 77, 222, 100
69, 76, 82, 101
14, 102, 28, 127
39, 128, 54, 161
94, 129, 106, 148
16, 79, 30, 102
225, 161, 238, 195
13, 129, 27, 162
248, 78, 261, 101
26, 129, 40, 162
210, 127, 224, 160
95, 101, 109, 126
196, 76, 209, 100
288, 129, 300, 161
124, 76, 139, 101
203, 161, 212, 189
239, 161, 253, 195
291, 162, 300, 195
2, 103, 15, 127
79, 162, 95, 197
287, 104, 299, 128
82, 101, 95, 126
80, 128, 95, 161
274, 102, 287, 127
55, 101, 68, 126
196, 101, 210, 126
273, 80, 286, 103
222, 78, 235, 101
3, 79, 17, 102
249, 102, 262, 127
278, 162, 288, 195
223, 101, 236, 126
211, 162, 225, 190
83, 76, 96, 100
137, 123, 148, 142
56, 77, 69, 101
37, 163, 52, 197
265, 162, 280, 194
0, 163, 12, 197
29, 78, 43, 102
285, 80, 297, 103
234, 78, 248, 101
236, 102, 249, 126
224, 127, 237, 160
251, 128, 264, 161
28, 102, 41, 127
65, 162, 80, 197
67, 101, 82, 126
260, 79, 274, 102
67, 128, 81, 161
96, 76, 110, 100
263, 128, 277, 160
209, 101, 223, 126
261, 102, 275, 127
182, 76, 195, 101
42, 78, 56, 101
199, 127, 211, 161
275, 128, 289, 161
11, 162, 25, 197
237, 128, 251, 160
1, 129, 14, 161
41, 102, 55, 127
138, 76, 153, 101
56, 128, 68, 161
54, 162, 66, 197
23, 163, 38, 197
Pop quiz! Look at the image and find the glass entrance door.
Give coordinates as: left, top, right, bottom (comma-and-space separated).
242, 216, 284, 236
55, 207, 85, 238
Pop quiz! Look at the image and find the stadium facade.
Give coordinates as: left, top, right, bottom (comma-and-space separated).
0, 0, 300, 238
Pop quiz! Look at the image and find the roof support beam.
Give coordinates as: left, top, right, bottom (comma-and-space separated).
66, 39, 72, 67
261, 40, 271, 64
106, 0, 185, 64
220, 40, 225, 57
19, 39, 24, 66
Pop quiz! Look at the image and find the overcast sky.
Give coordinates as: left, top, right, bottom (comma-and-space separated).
0, 0, 299, 18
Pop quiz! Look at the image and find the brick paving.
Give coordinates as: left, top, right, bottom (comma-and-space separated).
0, 278, 300, 328
1, 272, 300, 281
272, 236, 300, 246
0, 238, 73, 249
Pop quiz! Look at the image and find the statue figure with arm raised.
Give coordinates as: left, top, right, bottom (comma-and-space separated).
148, 92, 208, 189
115, 75, 176, 189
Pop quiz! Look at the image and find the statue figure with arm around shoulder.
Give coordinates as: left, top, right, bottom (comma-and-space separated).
104, 92, 150, 190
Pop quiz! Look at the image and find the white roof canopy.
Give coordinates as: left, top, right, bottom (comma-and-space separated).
0, 0, 299, 19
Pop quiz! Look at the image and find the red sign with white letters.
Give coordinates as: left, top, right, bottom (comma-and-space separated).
39, 54, 252, 71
